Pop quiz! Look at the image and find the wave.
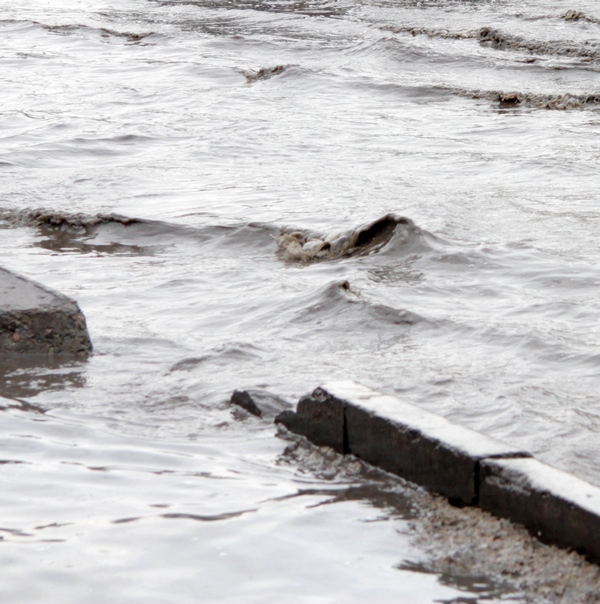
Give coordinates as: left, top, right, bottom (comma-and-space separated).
1, 208, 435, 262
0, 208, 142, 229
0, 207, 279, 255
155, 0, 347, 18
452, 88, 600, 110
562, 10, 600, 24
383, 24, 600, 60
0, 18, 155, 44
169, 344, 264, 372
477, 27, 600, 60
275, 214, 433, 262
289, 280, 424, 332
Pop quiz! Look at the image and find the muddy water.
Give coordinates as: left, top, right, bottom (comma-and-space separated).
0, 0, 599, 601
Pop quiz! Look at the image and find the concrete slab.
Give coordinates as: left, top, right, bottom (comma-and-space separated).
276, 381, 529, 503
277, 380, 600, 563
325, 381, 530, 504
0, 267, 92, 356
276, 389, 346, 453
479, 457, 600, 563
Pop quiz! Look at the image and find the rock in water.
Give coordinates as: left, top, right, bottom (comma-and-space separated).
0, 266, 92, 356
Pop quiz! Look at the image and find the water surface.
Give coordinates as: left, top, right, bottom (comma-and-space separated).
1, 0, 599, 600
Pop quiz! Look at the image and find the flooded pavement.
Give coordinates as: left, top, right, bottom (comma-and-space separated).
1, 0, 600, 600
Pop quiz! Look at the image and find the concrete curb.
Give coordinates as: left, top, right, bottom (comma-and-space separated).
0, 267, 92, 356
480, 457, 600, 562
276, 380, 600, 563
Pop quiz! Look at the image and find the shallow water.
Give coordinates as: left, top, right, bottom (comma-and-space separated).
0, 0, 599, 600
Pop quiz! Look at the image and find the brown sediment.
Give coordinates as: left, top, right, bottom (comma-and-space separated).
454, 88, 600, 110
562, 10, 600, 24
275, 214, 413, 262
243, 65, 291, 83
412, 493, 600, 604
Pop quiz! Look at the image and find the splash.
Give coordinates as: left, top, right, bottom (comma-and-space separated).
275, 214, 415, 261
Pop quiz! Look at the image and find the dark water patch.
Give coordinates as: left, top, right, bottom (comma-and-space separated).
161, 510, 254, 521
0, 208, 152, 255
305, 484, 416, 519
35, 522, 72, 530
113, 509, 254, 524
34, 235, 154, 256
0, 18, 155, 44
398, 561, 521, 603
276, 214, 432, 262
0, 527, 34, 538
289, 280, 423, 335
0, 356, 86, 400
170, 344, 264, 372
243, 64, 291, 83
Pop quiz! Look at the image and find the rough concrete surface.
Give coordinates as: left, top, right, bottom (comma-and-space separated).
277, 389, 346, 452
480, 457, 600, 564
277, 380, 529, 503
0, 266, 92, 356
414, 492, 600, 604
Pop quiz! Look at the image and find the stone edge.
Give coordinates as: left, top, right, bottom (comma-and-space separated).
275, 380, 600, 564
0, 267, 92, 356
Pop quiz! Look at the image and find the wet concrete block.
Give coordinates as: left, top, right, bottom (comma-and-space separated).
318, 381, 529, 504
275, 388, 345, 453
0, 267, 92, 356
479, 457, 600, 563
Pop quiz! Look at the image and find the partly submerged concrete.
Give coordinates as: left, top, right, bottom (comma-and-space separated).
277, 380, 529, 505
480, 457, 600, 563
276, 380, 600, 564
0, 267, 92, 356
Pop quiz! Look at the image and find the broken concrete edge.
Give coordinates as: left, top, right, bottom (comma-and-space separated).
275, 380, 600, 565
277, 380, 530, 504
0, 266, 92, 356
